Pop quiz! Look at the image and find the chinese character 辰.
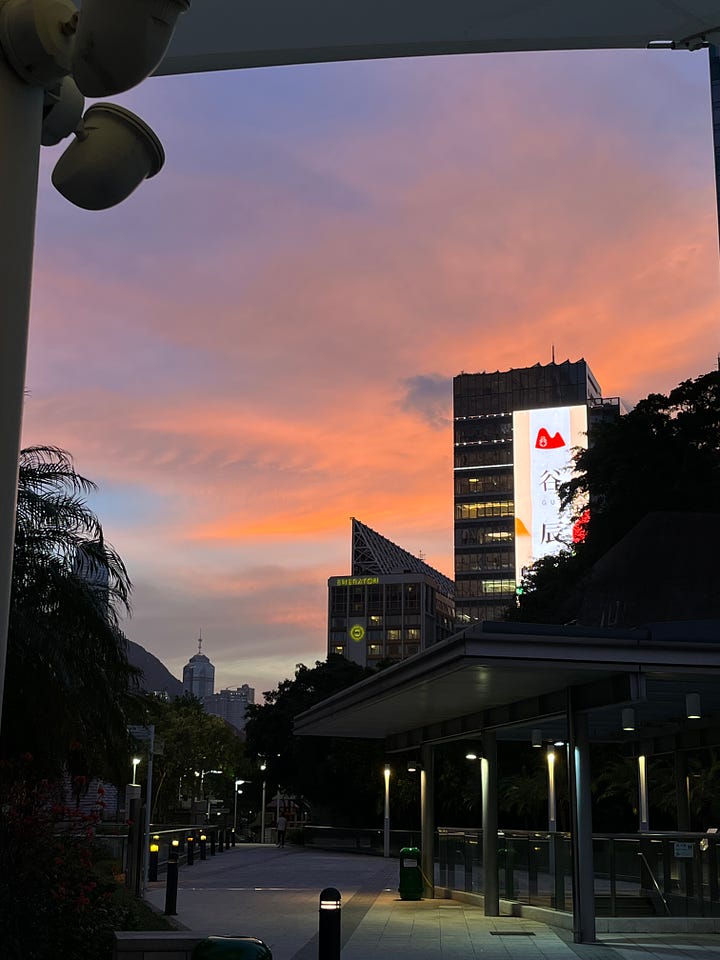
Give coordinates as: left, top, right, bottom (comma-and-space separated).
540, 522, 563, 544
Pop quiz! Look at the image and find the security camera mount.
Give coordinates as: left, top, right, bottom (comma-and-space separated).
0, 0, 77, 87
0, 0, 192, 734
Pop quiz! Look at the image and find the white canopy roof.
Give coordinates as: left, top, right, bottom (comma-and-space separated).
158, 1, 720, 76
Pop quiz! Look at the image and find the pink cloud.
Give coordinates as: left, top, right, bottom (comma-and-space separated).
20, 50, 720, 693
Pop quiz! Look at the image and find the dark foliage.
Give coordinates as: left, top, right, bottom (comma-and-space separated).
245, 656, 386, 825
2, 445, 139, 780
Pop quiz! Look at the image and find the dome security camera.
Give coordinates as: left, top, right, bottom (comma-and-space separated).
51, 102, 164, 210
72, 0, 191, 97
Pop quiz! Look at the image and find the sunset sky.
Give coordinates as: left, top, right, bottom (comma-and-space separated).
21, 46, 720, 697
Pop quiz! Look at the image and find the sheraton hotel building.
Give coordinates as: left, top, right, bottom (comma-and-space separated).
328, 359, 624, 664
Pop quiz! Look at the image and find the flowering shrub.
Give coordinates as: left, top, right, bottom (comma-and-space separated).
0, 762, 123, 960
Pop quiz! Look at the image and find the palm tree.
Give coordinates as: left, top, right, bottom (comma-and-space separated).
1, 445, 139, 778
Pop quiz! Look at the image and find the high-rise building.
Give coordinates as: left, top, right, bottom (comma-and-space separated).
182, 636, 215, 698
204, 684, 255, 733
327, 518, 455, 666
453, 359, 622, 623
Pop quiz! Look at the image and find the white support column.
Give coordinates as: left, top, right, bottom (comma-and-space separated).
481, 729, 499, 916
383, 763, 391, 858
420, 743, 434, 898
568, 703, 596, 944
638, 754, 650, 833
0, 52, 44, 730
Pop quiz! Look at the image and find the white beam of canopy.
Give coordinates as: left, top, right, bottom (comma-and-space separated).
157, 0, 720, 76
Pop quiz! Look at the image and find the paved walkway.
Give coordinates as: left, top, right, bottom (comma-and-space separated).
143, 844, 720, 960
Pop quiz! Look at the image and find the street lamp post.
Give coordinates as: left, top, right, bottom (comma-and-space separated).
234, 779, 246, 833
131, 756, 141, 786
259, 760, 267, 844
547, 748, 557, 833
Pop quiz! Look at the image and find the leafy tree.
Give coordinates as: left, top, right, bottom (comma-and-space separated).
564, 370, 720, 559
245, 656, 386, 826
510, 370, 720, 623
2, 446, 138, 780
137, 694, 249, 821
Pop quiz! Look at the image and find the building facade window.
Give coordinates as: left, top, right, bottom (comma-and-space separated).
455, 501, 514, 520
455, 549, 514, 572
454, 472, 513, 496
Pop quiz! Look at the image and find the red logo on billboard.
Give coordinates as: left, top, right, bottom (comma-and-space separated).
535, 428, 565, 449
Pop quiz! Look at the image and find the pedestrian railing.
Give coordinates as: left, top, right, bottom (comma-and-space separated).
437, 828, 720, 917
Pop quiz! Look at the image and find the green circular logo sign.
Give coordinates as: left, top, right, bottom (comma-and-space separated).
349, 624, 365, 642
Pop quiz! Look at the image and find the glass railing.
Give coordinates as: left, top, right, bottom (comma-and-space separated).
437, 829, 720, 917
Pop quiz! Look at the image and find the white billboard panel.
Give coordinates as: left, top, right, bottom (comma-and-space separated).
513, 405, 588, 584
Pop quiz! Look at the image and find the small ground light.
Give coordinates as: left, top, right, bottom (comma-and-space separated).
320, 889, 341, 910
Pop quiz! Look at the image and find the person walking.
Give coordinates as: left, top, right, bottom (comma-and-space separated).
276, 813, 287, 848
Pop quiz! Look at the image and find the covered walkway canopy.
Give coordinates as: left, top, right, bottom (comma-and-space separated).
295, 620, 720, 943
159, 1, 720, 75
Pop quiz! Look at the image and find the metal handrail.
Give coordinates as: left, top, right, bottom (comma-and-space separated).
637, 851, 672, 916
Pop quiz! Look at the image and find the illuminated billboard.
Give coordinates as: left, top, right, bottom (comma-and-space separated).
512, 405, 588, 585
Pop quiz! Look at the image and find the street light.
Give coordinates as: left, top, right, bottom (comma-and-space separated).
234, 779, 247, 833
131, 756, 141, 786
260, 760, 267, 844
383, 764, 391, 858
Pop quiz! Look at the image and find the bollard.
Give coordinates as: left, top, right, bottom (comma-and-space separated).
164, 842, 180, 916
148, 835, 160, 882
218, 829, 224, 853
200, 833, 207, 861
210, 830, 216, 856
318, 887, 341, 960
187, 835, 195, 866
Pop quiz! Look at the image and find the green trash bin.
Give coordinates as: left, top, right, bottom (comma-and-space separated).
192, 936, 273, 960
398, 845, 423, 901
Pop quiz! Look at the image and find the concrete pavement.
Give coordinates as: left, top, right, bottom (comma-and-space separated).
143, 843, 720, 960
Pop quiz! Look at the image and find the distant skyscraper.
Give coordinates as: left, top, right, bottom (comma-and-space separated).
204, 684, 255, 733
453, 358, 622, 624
327, 519, 455, 666
182, 636, 215, 699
